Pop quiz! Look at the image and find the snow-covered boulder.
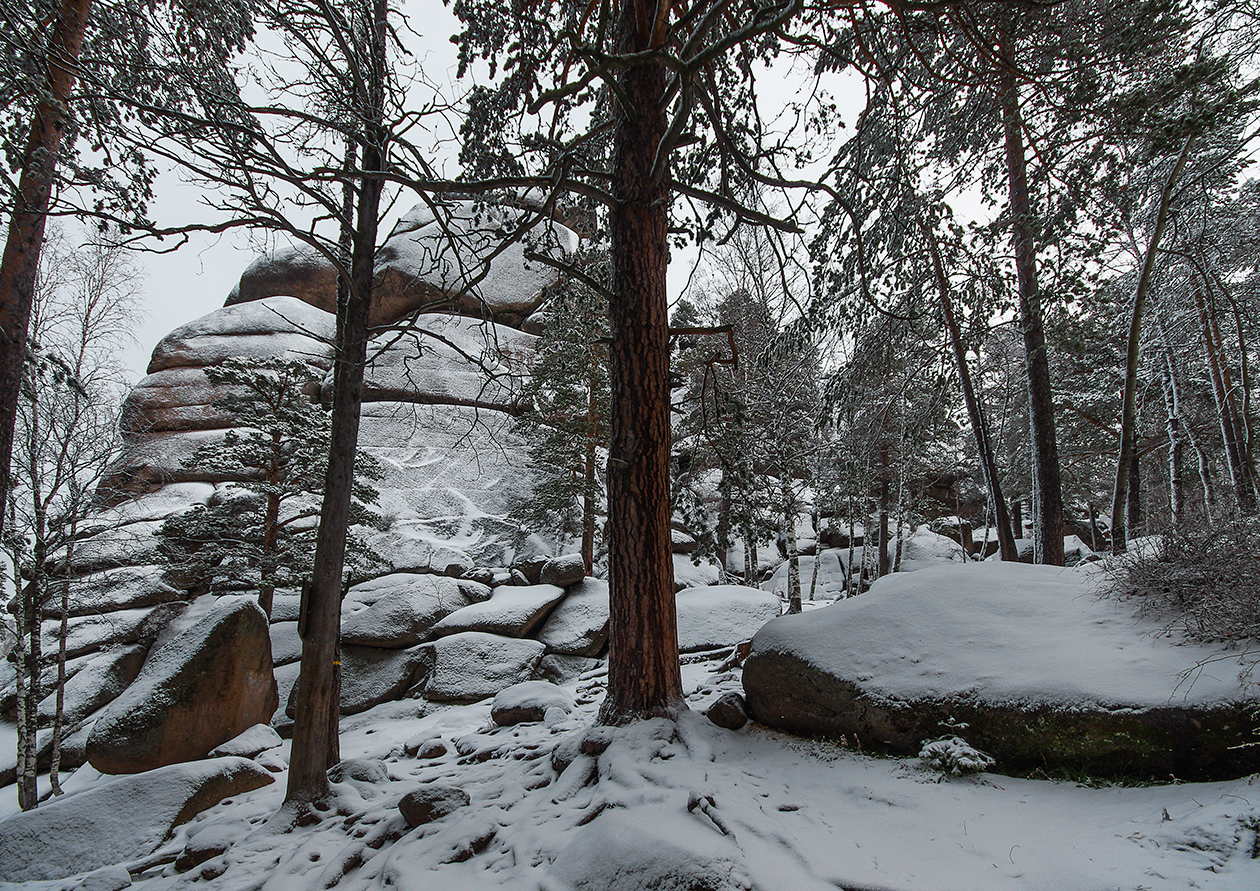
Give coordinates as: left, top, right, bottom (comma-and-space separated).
0, 756, 272, 882
268, 620, 302, 666
419, 632, 546, 703
341, 573, 491, 648
547, 804, 752, 891
43, 603, 184, 662
338, 644, 433, 715
52, 564, 186, 618
428, 583, 566, 639
536, 577, 609, 657
208, 723, 282, 759
675, 585, 781, 653
86, 597, 277, 774
743, 561, 1260, 780
673, 554, 720, 592
146, 295, 335, 374
229, 200, 578, 327
540, 553, 586, 588
768, 549, 848, 601
348, 319, 535, 412
491, 680, 575, 725
36, 643, 146, 728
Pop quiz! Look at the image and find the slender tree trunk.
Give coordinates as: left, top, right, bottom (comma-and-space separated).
0, 0, 93, 542
1110, 134, 1194, 553
999, 31, 1064, 565
784, 482, 801, 615
1157, 308, 1214, 519
1128, 448, 1142, 536
1194, 287, 1254, 514
598, 0, 681, 723
1010, 496, 1023, 541
846, 492, 856, 596
1088, 503, 1099, 553
1161, 364, 1184, 529
285, 1, 387, 805
581, 371, 598, 575
716, 491, 731, 582
1216, 275, 1258, 489
927, 234, 1018, 560
878, 447, 891, 577
260, 487, 280, 619
1209, 297, 1258, 501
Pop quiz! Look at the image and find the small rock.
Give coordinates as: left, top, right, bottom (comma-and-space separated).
175, 820, 251, 872
543, 706, 569, 727
398, 785, 470, 827
328, 758, 389, 785
706, 692, 749, 730
418, 739, 448, 759
491, 681, 575, 726
78, 865, 132, 891
540, 553, 586, 587
509, 569, 530, 586
580, 726, 615, 757
209, 723, 282, 759
465, 567, 495, 586
511, 555, 549, 585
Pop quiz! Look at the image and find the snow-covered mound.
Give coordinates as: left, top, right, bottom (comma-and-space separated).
744, 561, 1260, 779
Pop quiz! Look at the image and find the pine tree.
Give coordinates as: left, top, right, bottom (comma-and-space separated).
158, 358, 383, 619
513, 252, 612, 574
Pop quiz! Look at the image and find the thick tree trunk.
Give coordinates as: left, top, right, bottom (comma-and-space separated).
999, 33, 1064, 566
1110, 134, 1193, 554
598, 0, 682, 724
0, 0, 93, 541
926, 233, 1018, 560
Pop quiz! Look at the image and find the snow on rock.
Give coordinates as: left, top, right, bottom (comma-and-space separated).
57, 520, 165, 576
547, 803, 753, 891
119, 367, 248, 435
767, 549, 848, 601
359, 402, 539, 567
675, 585, 782, 653
895, 525, 970, 571
536, 578, 609, 657
0, 756, 272, 882
348, 319, 535, 412
229, 201, 578, 327
55, 564, 186, 618
398, 784, 471, 828
284, 644, 432, 717
429, 584, 566, 639
419, 632, 545, 703
705, 692, 749, 730
86, 597, 277, 774
43, 603, 183, 662
539, 553, 586, 588
79, 483, 215, 532
491, 681, 574, 725
268, 620, 302, 666
341, 573, 491, 648
147, 296, 335, 374
208, 723, 282, 759
744, 561, 1260, 779
673, 554, 720, 592
36, 643, 146, 728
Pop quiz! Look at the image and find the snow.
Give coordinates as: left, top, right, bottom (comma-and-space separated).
676, 585, 782, 652
429, 584, 567, 638
0, 756, 272, 882
209, 724, 282, 760
147, 296, 336, 373
341, 573, 488, 648
421, 632, 546, 702
536, 578, 609, 657
1, 632, 1257, 891
752, 560, 1257, 709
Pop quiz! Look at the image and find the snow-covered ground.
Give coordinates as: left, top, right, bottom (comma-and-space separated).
3, 651, 1256, 891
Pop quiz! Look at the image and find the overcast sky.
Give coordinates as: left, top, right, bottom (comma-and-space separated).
117, 3, 852, 381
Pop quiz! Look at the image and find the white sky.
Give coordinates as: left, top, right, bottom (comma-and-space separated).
118, 4, 861, 380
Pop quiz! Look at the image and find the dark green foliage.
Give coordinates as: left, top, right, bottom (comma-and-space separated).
512, 252, 611, 566
159, 358, 383, 605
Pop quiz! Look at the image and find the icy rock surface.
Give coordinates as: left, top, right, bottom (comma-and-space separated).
675, 584, 782, 653
536, 577, 609, 657
429, 584, 566, 639
0, 756, 272, 881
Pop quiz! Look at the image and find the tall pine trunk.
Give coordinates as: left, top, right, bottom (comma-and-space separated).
1194, 287, 1255, 514
0, 0, 93, 540
999, 30, 1065, 565
598, 0, 682, 723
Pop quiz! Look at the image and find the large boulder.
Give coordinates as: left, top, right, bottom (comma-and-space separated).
536, 578, 609, 656
0, 757, 273, 882
743, 562, 1260, 780
228, 200, 578, 327
146, 295, 335, 374
36, 644, 147, 728
45, 564, 185, 619
346, 318, 535, 411
86, 596, 277, 774
428, 584, 566, 638
340, 572, 492, 648
675, 585, 781, 653
419, 632, 546, 703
